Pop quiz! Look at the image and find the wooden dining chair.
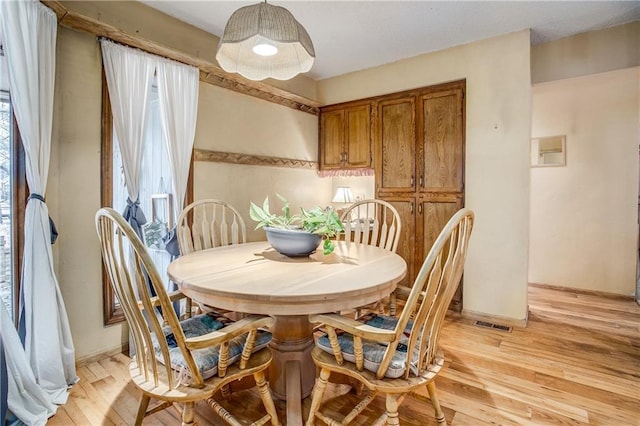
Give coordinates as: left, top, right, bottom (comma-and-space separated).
176, 199, 247, 255
95, 207, 279, 426
337, 199, 402, 317
176, 199, 247, 317
307, 208, 474, 426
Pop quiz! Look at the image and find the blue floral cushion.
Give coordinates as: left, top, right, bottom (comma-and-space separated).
152, 311, 272, 381
316, 313, 418, 379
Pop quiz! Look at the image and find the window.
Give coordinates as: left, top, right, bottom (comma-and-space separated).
0, 90, 26, 323
101, 72, 193, 325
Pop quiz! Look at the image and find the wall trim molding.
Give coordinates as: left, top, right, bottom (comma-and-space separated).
194, 148, 318, 170
529, 282, 635, 301
41, 0, 320, 116
75, 343, 129, 368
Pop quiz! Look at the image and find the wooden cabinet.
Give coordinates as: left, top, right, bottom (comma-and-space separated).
318, 80, 465, 310
375, 80, 465, 311
319, 102, 372, 170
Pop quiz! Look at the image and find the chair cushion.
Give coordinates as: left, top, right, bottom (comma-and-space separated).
316, 313, 418, 379
153, 311, 271, 381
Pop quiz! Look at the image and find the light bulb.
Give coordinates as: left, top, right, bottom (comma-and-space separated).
253, 42, 278, 56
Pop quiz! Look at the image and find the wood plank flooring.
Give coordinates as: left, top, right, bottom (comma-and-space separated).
48, 286, 640, 425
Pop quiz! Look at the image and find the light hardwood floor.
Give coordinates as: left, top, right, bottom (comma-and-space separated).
49, 286, 640, 425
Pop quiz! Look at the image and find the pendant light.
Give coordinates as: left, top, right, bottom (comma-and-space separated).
215, 1, 315, 81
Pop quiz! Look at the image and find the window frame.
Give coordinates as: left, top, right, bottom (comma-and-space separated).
100, 71, 194, 325
11, 107, 26, 323
0, 90, 27, 324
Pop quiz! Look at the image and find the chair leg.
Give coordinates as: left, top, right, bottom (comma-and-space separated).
426, 381, 447, 425
135, 394, 150, 425
385, 393, 400, 426
389, 291, 397, 316
182, 401, 195, 426
305, 368, 330, 426
254, 370, 280, 426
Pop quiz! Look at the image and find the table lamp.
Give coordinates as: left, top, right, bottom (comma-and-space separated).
331, 186, 354, 218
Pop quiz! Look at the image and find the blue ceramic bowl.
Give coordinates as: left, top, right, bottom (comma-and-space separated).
264, 227, 322, 257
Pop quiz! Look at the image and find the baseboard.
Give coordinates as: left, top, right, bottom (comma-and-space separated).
529, 282, 635, 301
461, 309, 528, 329
75, 342, 129, 368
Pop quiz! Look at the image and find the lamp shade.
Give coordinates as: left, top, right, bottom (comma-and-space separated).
332, 187, 354, 204
215, 2, 315, 81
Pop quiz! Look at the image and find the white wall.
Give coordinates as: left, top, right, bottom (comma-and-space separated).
529, 67, 639, 295
318, 31, 533, 322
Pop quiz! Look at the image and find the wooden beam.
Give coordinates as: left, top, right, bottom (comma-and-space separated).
41, 0, 320, 116
194, 149, 317, 170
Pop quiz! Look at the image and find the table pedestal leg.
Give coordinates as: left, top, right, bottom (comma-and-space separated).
269, 315, 316, 426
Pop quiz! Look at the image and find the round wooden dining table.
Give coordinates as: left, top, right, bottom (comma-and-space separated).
167, 240, 407, 425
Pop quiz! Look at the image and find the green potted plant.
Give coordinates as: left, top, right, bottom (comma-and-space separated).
249, 194, 345, 256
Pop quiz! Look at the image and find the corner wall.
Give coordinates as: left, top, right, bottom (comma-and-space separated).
318, 31, 532, 322
530, 67, 639, 295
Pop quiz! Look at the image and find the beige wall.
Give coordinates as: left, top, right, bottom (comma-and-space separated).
53, 28, 128, 359
318, 31, 533, 322
532, 21, 640, 84
194, 84, 328, 242
530, 67, 639, 295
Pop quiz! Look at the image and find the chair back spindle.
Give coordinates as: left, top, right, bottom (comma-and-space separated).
339, 199, 401, 252
177, 199, 247, 256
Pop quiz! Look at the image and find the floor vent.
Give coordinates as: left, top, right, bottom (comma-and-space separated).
473, 320, 512, 332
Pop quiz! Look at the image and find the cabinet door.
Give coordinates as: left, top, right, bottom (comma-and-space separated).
418, 89, 464, 193
345, 105, 371, 168
418, 198, 463, 311
383, 198, 416, 287
319, 110, 345, 170
376, 97, 416, 193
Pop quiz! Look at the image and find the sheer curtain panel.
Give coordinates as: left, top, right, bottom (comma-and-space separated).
0, 0, 77, 408
100, 39, 156, 236
156, 58, 199, 224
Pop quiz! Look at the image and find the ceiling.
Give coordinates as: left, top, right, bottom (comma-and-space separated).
146, 1, 638, 80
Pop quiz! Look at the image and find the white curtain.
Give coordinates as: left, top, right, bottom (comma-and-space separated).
0, 0, 77, 407
2, 304, 56, 425
155, 58, 199, 221
100, 39, 156, 236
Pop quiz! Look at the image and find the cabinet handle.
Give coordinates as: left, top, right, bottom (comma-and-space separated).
410, 202, 414, 214
419, 175, 424, 187
410, 175, 414, 186
418, 203, 423, 214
